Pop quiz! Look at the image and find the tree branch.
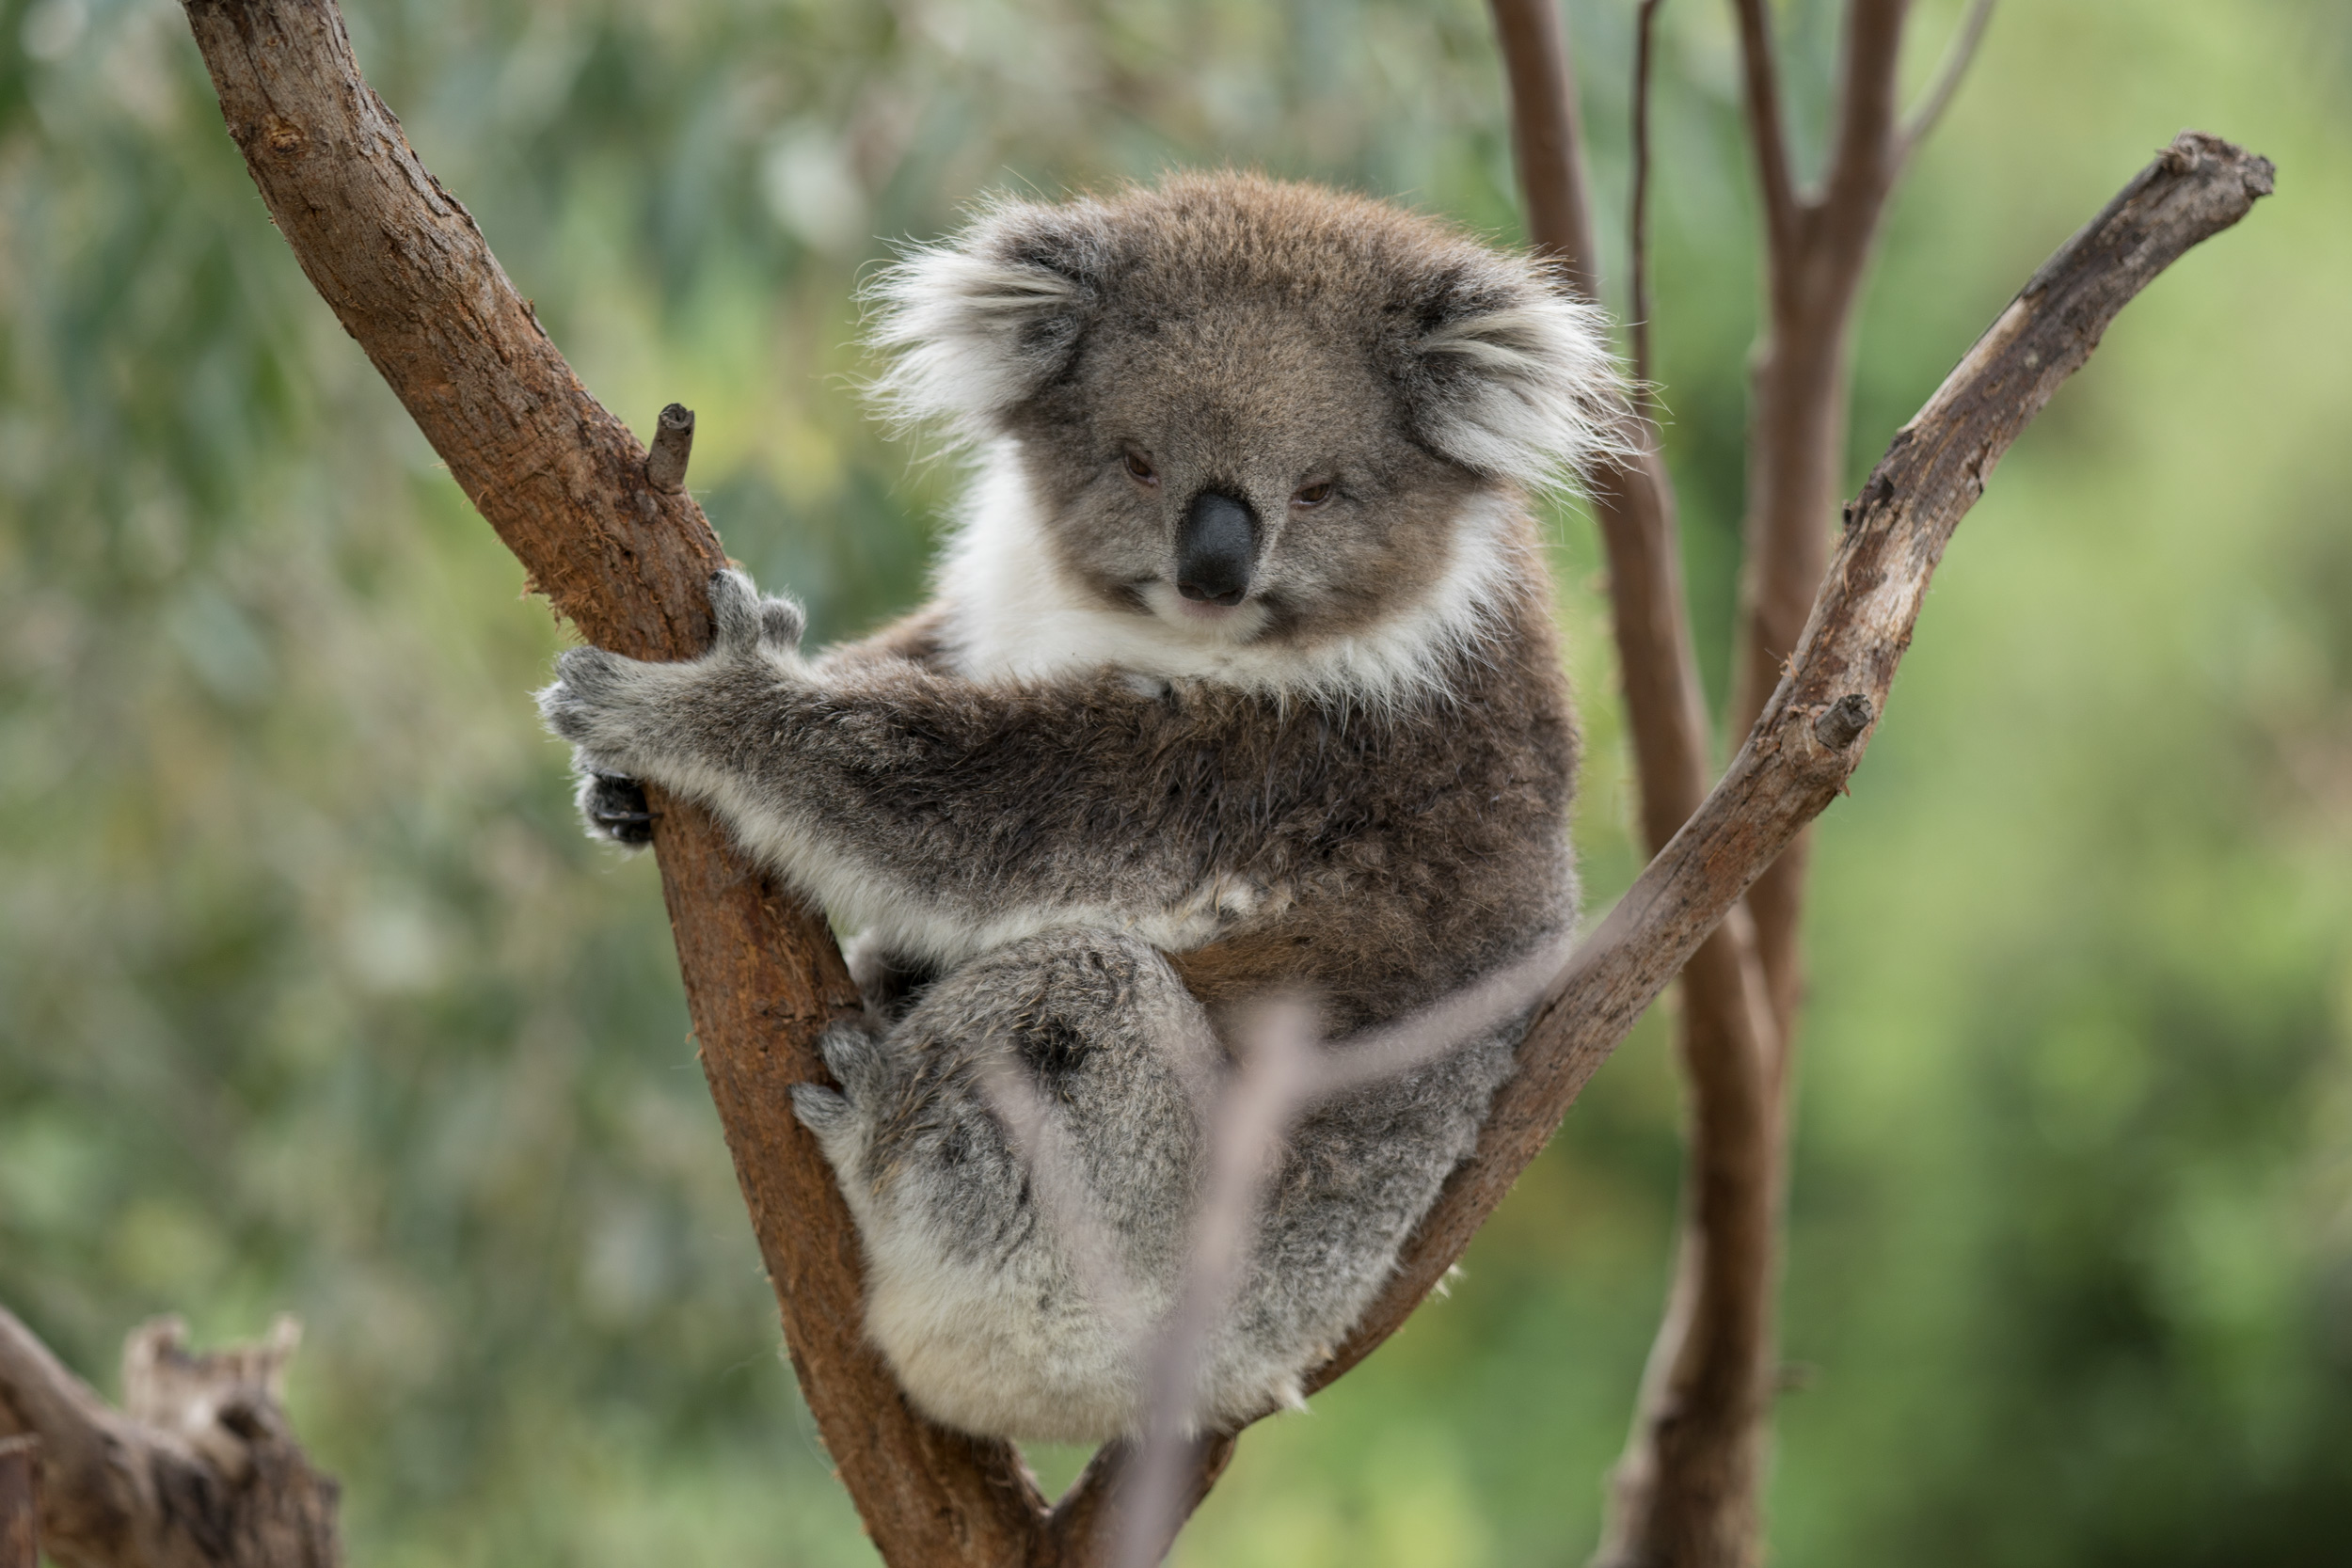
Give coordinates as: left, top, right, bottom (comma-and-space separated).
175, 3, 1047, 1564
1729, 0, 1800, 263
1818, 0, 1910, 273
0, 1437, 38, 1568
1312, 123, 2273, 1418
1486, 0, 1602, 298
1488, 8, 1790, 1555
1899, 0, 1997, 165
1630, 0, 1670, 399
0, 1307, 342, 1568
167, 0, 2268, 1560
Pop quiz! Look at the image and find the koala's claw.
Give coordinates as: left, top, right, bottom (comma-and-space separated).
816, 1022, 888, 1103
580, 771, 654, 847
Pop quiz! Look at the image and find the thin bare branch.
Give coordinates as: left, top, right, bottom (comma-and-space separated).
1899, 0, 1997, 164
1630, 0, 1670, 399
1487, 0, 1602, 297
1313, 132, 2275, 1399
977, 1065, 1155, 1354
1034, 938, 1579, 1561
1729, 0, 1801, 262
1820, 0, 1912, 255
1115, 1004, 1320, 1568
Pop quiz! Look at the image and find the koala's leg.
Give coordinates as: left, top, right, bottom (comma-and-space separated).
790, 927, 1216, 1445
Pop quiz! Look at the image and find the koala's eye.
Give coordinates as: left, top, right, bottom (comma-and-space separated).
1123, 451, 1160, 486
1292, 481, 1334, 508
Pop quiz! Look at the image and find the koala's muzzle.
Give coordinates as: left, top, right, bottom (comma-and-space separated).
1175, 490, 1259, 606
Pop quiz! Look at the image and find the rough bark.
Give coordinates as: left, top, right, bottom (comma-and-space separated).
0, 1309, 341, 1568
167, 0, 2265, 1560
176, 2, 1051, 1563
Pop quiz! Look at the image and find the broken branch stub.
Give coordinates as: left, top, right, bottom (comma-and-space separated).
645, 404, 696, 494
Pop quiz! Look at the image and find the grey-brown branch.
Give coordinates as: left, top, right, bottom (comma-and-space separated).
1311, 128, 2272, 1395
164, 0, 2270, 1559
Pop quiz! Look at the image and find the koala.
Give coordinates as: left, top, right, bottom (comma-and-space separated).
539, 173, 1618, 1444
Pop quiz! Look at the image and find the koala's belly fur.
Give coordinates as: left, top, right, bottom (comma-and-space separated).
781, 560, 1577, 1443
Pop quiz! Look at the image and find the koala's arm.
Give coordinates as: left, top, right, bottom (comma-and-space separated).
540, 573, 1267, 954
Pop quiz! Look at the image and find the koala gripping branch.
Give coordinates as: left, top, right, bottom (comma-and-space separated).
168, 0, 2271, 1559
176, 1, 1054, 1565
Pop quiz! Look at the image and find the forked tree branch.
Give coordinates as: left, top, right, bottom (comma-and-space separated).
165, 0, 2266, 1561
1630, 0, 1670, 399
1730, 0, 1799, 259
175, 1, 1051, 1563
1488, 8, 1788, 1555
1318, 127, 2270, 1393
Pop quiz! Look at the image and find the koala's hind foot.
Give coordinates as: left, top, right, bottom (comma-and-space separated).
791, 927, 1220, 1444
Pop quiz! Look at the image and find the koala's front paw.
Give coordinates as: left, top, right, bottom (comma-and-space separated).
577, 769, 654, 847
536, 641, 679, 762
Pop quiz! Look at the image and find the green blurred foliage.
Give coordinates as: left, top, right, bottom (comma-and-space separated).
1, 0, 2346, 1561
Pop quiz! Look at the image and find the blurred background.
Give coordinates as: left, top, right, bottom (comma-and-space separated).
1, 0, 2347, 1560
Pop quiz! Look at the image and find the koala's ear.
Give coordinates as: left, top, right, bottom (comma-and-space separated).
865, 198, 1109, 439
1399, 258, 1628, 490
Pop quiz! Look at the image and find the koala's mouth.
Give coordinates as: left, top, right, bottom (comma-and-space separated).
1136, 578, 1271, 641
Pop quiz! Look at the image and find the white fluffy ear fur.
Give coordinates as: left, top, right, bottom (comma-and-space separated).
1414, 278, 1629, 491
864, 201, 1102, 442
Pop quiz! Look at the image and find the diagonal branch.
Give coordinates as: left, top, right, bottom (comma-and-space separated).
1310, 125, 2273, 1405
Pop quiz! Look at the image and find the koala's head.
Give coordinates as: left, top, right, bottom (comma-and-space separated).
869, 173, 1621, 649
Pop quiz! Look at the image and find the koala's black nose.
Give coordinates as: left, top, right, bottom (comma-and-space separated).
1175, 490, 1258, 606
